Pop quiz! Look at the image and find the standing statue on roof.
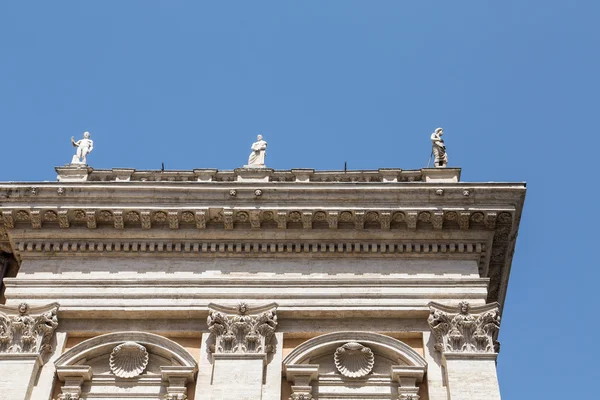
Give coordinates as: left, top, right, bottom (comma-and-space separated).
246, 134, 267, 168
430, 127, 448, 168
70, 131, 94, 165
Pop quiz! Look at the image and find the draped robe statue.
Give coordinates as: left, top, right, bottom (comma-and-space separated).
246, 135, 267, 167
430, 128, 448, 168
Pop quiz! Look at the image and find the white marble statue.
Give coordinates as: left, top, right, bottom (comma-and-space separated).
430, 127, 448, 168
246, 134, 267, 168
70, 131, 94, 165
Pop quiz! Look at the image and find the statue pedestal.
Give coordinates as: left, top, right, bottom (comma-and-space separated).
55, 165, 92, 182
235, 168, 274, 182
421, 168, 461, 183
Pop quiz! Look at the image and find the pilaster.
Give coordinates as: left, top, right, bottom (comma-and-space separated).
206, 302, 278, 400
0, 302, 60, 400
428, 301, 502, 400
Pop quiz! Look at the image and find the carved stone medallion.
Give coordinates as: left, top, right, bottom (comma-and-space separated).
109, 341, 149, 378
334, 342, 374, 378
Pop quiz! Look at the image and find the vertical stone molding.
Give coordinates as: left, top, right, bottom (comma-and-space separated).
0, 302, 59, 400
207, 302, 278, 400
428, 301, 502, 400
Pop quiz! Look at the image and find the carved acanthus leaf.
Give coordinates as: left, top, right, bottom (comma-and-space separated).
207, 304, 278, 354
0, 302, 59, 356
427, 301, 500, 354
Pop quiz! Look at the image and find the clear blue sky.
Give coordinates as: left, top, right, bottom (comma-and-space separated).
1, 2, 597, 398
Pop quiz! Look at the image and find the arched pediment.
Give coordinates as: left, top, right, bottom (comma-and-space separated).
55, 331, 197, 368
283, 331, 427, 369
54, 332, 197, 400
283, 331, 427, 400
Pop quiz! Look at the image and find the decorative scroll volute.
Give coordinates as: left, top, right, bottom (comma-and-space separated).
207, 302, 278, 354
0, 302, 59, 356
427, 301, 500, 354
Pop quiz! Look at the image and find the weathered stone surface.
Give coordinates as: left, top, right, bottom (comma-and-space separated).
0, 167, 525, 399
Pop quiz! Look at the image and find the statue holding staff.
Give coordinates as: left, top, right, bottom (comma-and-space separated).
70, 131, 94, 165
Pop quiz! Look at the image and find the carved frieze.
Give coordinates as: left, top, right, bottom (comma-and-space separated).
428, 301, 500, 354
207, 302, 278, 354
0, 302, 59, 355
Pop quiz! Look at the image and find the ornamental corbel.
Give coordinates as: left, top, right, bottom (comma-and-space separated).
56, 365, 92, 400
427, 301, 501, 354
458, 212, 470, 230
276, 211, 287, 229
58, 211, 69, 229
161, 366, 195, 400
85, 211, 97, 229
168, 211, 179, 229
249, 211, 261, 229
327, 211, 339, 229
140, 211, 152, 229
354, 211, 365, 229
194, 210, 207, 229
484, 212, 497, 230
113, 211, 124, 229
405, 212, 418, 229
391, 366, 424, 400
285, 364, 319, 400
302, 212, 313, 229
30, 210, 42, 229
380, 212, 391, 230
431, 211, 444, 230
223, 210, 234, 230
1, 211, 14, 229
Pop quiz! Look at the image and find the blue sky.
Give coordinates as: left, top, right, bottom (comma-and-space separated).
1, 2, 597, 398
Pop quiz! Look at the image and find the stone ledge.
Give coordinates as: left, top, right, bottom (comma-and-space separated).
52, 167, 462, 183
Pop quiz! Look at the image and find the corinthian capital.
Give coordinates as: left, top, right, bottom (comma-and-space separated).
207, 302, 278, 354
427, 301, 500, 354
0, 302, 60, 356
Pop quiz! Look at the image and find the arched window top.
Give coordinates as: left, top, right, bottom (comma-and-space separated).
55, 331, 197, 369
283, 331, 427, 368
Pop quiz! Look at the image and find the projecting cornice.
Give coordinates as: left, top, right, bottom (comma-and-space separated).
0, 170, 525, 310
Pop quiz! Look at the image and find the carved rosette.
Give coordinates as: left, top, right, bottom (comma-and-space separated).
334, 342, 374, 378
109, 341, 149, 378
0, 302, 59, 356
427, 301, 500, 354
207, 302, 278, 354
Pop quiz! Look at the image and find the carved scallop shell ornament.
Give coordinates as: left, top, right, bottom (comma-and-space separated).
109, 341, 149, 378
334, 342, 374, 378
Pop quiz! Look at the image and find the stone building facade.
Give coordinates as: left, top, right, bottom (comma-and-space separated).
0, 165, 526, 400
